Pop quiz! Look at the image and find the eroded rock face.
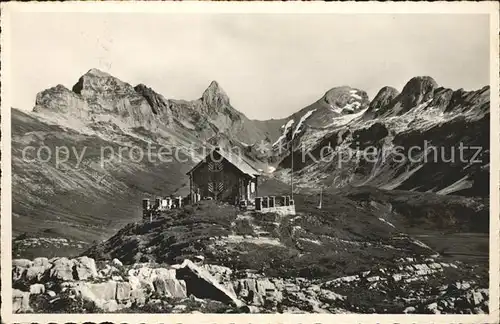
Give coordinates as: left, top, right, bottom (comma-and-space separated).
33, 84, 89, 116
201, 81, 231, 110
134, 84, 170, 116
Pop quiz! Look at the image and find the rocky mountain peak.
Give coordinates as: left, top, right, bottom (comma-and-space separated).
72, 68, 133, 98
363, 86, 400, 119
134, 83, 170, 116
86, 68, 113, 78
33, 84, 89, 114
401, 76, 437, 97
201, 80, 230, 107
369, 76, 439, 117
398, 76, 438, 110
320, 86, 370, 115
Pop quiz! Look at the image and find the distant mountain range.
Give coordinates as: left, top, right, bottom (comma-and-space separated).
11, 68, 490, 257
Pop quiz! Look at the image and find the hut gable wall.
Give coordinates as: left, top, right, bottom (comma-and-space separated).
191, 152, 248, 203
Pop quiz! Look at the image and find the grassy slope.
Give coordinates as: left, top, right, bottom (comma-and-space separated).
12, 109, 193, 258
85, 182, 488, 279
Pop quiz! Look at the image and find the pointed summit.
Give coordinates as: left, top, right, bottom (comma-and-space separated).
72, 68, 128, 95
202, 80, 230, 107
86, 68, 111, 77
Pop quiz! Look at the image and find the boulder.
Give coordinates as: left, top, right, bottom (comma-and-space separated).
112, 258, 123, 267
175, 259, 244, 307
99, 264, 120, 278
317, 289, 345, 304
403, 306, 416, 314
72, 281, 118, 303
116, 282, 132, 302
29, 283, 46, 295
26, 265, 50, 282
469, 290, 484, 306
130, 289, 146, 305
12, 266, 26, 282
172, 304, 188, 313
203, 264, 233, 283
13, 259, 33, 268
98, 300, 120, 313
234, 278, 280, 305
128, 265, 176, 281
49, 257, 75, 281
154, 268, 176, 280
153, 278, 187, 298
13, 289, 31, 313
33, 257, 50, 267
73, 256, 98, 280
426, 302, 440, 314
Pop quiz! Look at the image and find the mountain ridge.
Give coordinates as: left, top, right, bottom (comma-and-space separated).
12, 69, 490, 259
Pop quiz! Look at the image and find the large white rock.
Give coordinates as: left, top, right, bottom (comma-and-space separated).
175, 259, 244, 307
234, 278, 278, 305
203, 264, 233, 283
13, 259, 33, 268
130, 289, 146, 305
71, 281, 118, 303
13, 289, 31, 313
153, 278, 187, 298
33, 257, 50, 267
154, 268, 176, 280
26, 265, 50, 282
73, 256, 98, 280
29, 283, 46, 295
98, 300, 120, 313
112, 258, 123, 267
426, 302, 440, 314
116, 282, 132, 302
49, 257, 75, 281
403, 306, 416, 314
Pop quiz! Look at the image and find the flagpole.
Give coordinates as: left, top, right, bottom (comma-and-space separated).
318, 187, 322, 209
291, 140, 294, 200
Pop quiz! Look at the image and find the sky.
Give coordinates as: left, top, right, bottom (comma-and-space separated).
10, 12, 490, 119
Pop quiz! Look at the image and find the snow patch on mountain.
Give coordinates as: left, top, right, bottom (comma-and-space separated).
378, 217, 396, 229
273, 119, 295, 147
324, 108, 367, 128
292, 109, 316, 139
350, 90, 363, 101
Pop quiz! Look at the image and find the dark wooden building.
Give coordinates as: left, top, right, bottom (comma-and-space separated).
186, 148, 260, 204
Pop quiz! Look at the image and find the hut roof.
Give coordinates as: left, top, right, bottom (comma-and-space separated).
186, 148, 261, 178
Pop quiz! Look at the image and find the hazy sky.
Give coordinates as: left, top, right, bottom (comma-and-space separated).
10, 12, 490, 119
